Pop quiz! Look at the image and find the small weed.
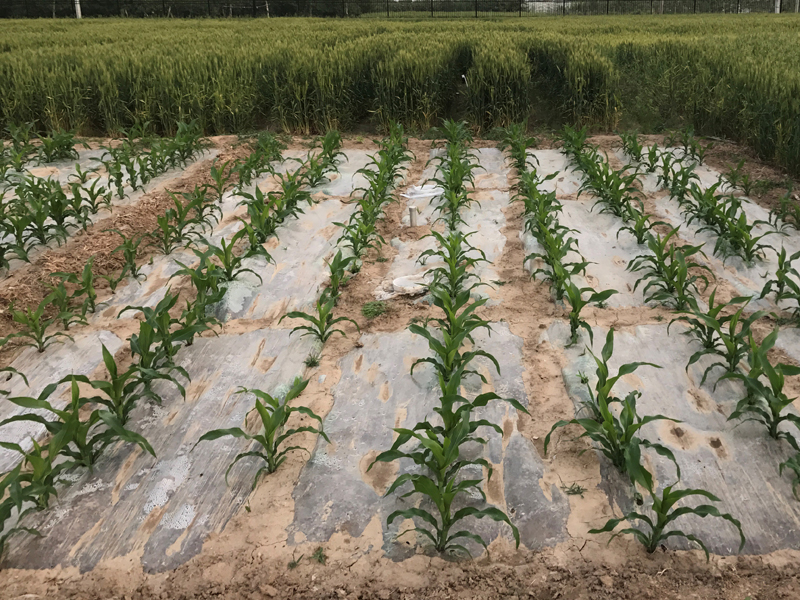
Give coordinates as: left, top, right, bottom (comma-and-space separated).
361, 301, 387, 319
561, 482, 587, 497
288, 554, 304, 570
311, 547, 327, 565
304, 351, 321, 368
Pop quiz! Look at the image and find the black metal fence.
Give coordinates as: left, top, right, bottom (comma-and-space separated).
1, 0, 796, 18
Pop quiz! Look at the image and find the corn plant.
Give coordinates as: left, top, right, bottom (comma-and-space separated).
52, 257, 101, 315
43, 280, 86, 331
779, 454, 800, 500
723, 328, 800, 443
325, 249, 356, 300
769, 188, 800, 232
6, 122, 35, 156
279, 292, 359, 343
4, 300, 73, 352
37, 130, 81, 163
498, 122, 537, 172
545, 386, 679, 491
409, 288, 497, 392
121, 290, 200, 364
668, 289, 749, 352
760, 247, 800, 302
207, 158, 234, 201
68, 163, 99, 184
643, 144, 661, 173
197, 230, 264, 284
0, 438, 64, 511
194, 377, 327, 488
684, 299, 766, 386
619, 131, 644, 163
564, 282, 617, 346
526, 224, 589, 301
172, 251, 226, 307
108, 229, 146, 280
1, 376, 155, 471
628, 228, 711, 310
302, 151, 338, 188
371, 415, 519, 557
0, 466, 44, 558
617, 207, 666, 245
335, 217, 385, 260
590, 480, 745, 560
418, 230, 487, 299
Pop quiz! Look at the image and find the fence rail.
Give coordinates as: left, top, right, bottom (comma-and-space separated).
1, 0, 796, 18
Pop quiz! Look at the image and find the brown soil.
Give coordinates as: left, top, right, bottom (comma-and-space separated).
2, 135, 799, 600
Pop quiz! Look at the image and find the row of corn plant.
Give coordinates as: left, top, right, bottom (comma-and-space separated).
507, 123, 745, 558
197, 128, 409, 491
368, 120, 523, 557
0, 125, 250, 559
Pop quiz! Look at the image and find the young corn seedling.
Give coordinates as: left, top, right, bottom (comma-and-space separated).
1, 376, 155, 471
335, 217, 385, 261
314, 130, 346, 166
36, 130, 81, 163
628, 228, 711, 310
325, 250, 356, 300
418, 230, 487, 299
195, 378, 327, 488
769, 187, 800, 232
43, 280, 86, 331
684, 300, 767, 386
544, 386, 680, 491
0, 467, 45, 559
526, 225, 589, 301
370, 415, 519, 557
68, 163, 99, 185
0, 437, 64, 511
127, 320, 189, 390
409, 288, 498, 392
574, 329, 661, 422
121, 290, 197, 365
723, 327, 800, 443
280, 292, 359, 344
668, 289, 749, 352
198, 230, 264, 284
619, 131, 644, 163
760, 246, 800, 302
4, 300, 73, 353
780, 453, 800, 500
643, 144, 661, 174
302, 151, 338, 188
53, 257, 102, 315
206, 159, 234, 201
617, 207, 667, 245
172, 251, 226, 308
563, 282, 617, 346
74, 344, 182, 424
590, 479, 745, 560
498, 122, 537, 172
108, 229, 146, 280
6, 122, 35, 157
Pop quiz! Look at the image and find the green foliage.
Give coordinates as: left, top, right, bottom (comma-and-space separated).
590, 481, 745, 560
563, 282, 617, 346
723, 328, 800, 443
194, 378, 328, 488
628, 228, 711, 310
1, 376, 155, 471
3, 299, 73, 353
280, 293, 359, 344
361, 301, 386, 319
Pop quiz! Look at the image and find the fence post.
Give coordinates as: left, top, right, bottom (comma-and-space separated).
475, 0, 478, 17
207, 0, 211, 15
693, 0, 696, 11
519, 0, 522, 16
386, 0, 389, 17
430, 0, 433, 17
606, 0, 609, 12
736, 0, 740, 11
562, 0, 566, 14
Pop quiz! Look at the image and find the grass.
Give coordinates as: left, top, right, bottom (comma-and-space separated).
361, 300, 387, 319
1, 17, 800, 174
